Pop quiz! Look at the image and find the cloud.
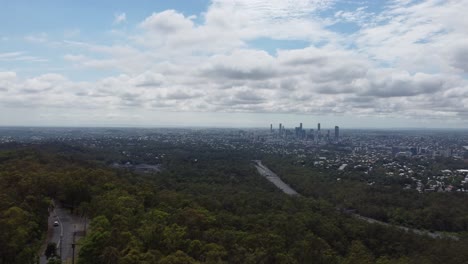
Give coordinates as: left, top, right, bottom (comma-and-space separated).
451, 44, 468, 73
334, 6, 374, 26
62, 43, 153, 73
205, 0, 339, 43
354, 70, 453, 98
21, 73, 68, 94
140, 10, 193, 33
353, 0, 468, 73
135, 9, 243, 55
1, 0, 468, 125
0, 71, 17, 80
132, 72, 165, 87
113, 12, 127, 25
24, 33, 48, 43
164, 90, 202, 100
64, 29, 81, 38
201, 50, 277, 80
0, 51, 46, 63
4, 40, 467, 121
0, 52, 24, 59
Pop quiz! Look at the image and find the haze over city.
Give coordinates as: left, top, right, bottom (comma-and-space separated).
1, 0, 467, 128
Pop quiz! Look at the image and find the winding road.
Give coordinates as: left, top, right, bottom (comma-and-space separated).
254, 160, 459, 241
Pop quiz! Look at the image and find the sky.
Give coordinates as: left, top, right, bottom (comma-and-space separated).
0, 0, 467, 129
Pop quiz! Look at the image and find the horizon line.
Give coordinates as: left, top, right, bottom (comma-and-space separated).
1, 125, 468, 131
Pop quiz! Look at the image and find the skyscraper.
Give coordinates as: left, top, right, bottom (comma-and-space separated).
296, 123, 304, 139
335, 126, 339, 140
270, 124, 273, 133
317, 123, 321, 141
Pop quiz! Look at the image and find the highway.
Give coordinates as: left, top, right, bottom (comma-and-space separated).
254, 160, 299, 196
254, 160, 459, 241
40, 205, 87, 264
352, 213, 459, 240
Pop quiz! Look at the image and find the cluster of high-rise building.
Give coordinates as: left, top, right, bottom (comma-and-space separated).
270, 122, 340, 142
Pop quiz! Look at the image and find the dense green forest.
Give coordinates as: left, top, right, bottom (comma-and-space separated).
2, 143, 468, 263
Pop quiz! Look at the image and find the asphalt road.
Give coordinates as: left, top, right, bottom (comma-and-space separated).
352, 213, 459, 240
254, 160, 299, 196
40, 205, 87, 264
254, 160, 459, 241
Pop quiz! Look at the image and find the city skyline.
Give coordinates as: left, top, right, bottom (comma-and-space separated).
1, 1, 468, 128
270, 121, 340, 143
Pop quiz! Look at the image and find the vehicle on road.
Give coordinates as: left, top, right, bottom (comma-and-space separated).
53, 221, 59, 227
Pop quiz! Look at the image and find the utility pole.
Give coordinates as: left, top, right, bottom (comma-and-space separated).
71, 242, 76, 264
71, 225, 76, 264
59, 235, 63, 261
84, 218, 87, 236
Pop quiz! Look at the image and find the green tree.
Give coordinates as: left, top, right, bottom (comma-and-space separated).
47, 257, 62, 264
343, 241, 374, 264
45, 242, 58, 259
162, 224, 187, 252
159, 250, 199, 264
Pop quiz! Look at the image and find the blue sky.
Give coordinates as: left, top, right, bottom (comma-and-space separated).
0, 0, 467, 128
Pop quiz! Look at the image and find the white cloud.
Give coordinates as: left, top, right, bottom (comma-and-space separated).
0, 52, 25, 59
1, 0, 467, 126
0, 51, 46, 63
140, 10, 193, 33
354, 0, 468, 73
205, 0, 339, 42
334, 6, 375, 26
64, 29, 81, 38
113, 12, 127, 24
24, 33, 48, 43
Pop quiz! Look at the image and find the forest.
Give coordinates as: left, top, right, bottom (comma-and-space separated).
1, 142, 468, 263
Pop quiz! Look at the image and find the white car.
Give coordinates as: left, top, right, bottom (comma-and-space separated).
53, 221, 59, 227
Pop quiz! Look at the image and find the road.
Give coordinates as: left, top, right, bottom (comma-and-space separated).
254, 160, 299, 196
40, 205, 88, 264
254, 160, 459, 241
352, 213, 459, 240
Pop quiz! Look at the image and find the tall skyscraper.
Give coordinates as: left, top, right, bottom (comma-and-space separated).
296, 122, 304, 139
317, 123, 321, 141
335, 126, 339, 140
270, 124, 273, 133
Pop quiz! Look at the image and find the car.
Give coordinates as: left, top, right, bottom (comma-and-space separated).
53, 221, 59, 227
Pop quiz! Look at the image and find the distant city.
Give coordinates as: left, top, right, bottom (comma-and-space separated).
269, 122, 340, 143
1, 125, 467, 195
